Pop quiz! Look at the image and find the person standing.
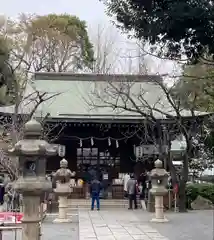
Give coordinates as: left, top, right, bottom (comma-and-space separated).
126, 174, 138, 209
124, 173, 130, 198
90, 177, 102, 210
138, 170, 147, 210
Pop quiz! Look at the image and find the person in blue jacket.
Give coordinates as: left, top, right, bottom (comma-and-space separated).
90, 176, 102, 210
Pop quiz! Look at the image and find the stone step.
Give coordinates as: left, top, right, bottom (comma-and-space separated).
68, 199, 129, 209
68, 199, 128, 204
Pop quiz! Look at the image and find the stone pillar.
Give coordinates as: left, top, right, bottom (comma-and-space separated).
8, 119, 58, 240
22, 195, 40, 240
58, 196, 67, 219
150, 159, 169, 223
53, 184, 71, 223
154, 196, 164, 220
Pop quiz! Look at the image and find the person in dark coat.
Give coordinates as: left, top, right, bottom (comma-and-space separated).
90, 177, 102, 210
126, 174, 138, 209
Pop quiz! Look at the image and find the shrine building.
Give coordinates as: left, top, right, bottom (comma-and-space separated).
0, 72, 209, 198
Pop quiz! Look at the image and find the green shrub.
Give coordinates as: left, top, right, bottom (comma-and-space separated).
186, 183, 214, 208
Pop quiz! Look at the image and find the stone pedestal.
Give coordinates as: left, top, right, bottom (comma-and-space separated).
150, 195, 168, 223
53, 196, 70, 223
14, 178, 52, 240
22, 195, 41, 240
53, 183, 71, 223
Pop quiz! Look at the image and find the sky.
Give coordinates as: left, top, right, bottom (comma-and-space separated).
1, 0, 179, 79
1, 0, 108, 25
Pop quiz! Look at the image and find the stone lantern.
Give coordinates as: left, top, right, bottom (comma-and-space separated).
150, 159, 169, 223
8, 119, 58, 240
53, 158, 73, 223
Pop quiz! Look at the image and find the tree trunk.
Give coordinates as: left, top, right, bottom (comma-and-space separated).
178, 153, 189, 212
178, 179, 187, 212
167, 154, 178, 185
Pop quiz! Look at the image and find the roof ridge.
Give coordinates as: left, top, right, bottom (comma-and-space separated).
34, 72, 162, 83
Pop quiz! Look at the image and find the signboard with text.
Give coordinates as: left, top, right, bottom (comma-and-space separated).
0, 212, 23, 224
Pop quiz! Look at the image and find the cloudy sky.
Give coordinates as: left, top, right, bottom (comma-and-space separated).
1, 0, 179, 78
1, 0, 107, 25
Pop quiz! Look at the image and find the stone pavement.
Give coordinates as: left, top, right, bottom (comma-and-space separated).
1, 212, 79, 240
79, 209, 214, 240
79, 210, 169, 240
1, 209, 212, 239
136, 210, 214, 240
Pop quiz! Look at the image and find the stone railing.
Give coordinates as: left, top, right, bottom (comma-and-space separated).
0, 226, 22, 240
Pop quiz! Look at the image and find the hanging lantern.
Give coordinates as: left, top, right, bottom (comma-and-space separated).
116, 140, 119, 148
134, 145, 143, 159
108, 137, 111, 146
79, 139, 82, 147
58, 145, 66, 157
91, 137, 94, 146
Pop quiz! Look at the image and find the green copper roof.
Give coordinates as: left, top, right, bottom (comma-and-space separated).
32, 73, 168, 120
1, 73, 209, 121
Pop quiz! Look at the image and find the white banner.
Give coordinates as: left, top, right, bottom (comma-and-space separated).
134, 144, 168, 156
58, 145, 66, 157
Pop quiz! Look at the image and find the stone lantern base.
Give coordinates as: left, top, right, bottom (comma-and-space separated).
150, 195, 169, 223
150, 217, 169, 223
53, 184, 72, 223
53, 195, 72, 223
53, 219, 72, 223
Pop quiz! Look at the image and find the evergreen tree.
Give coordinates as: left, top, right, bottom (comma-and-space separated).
102, 0, 214, 62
